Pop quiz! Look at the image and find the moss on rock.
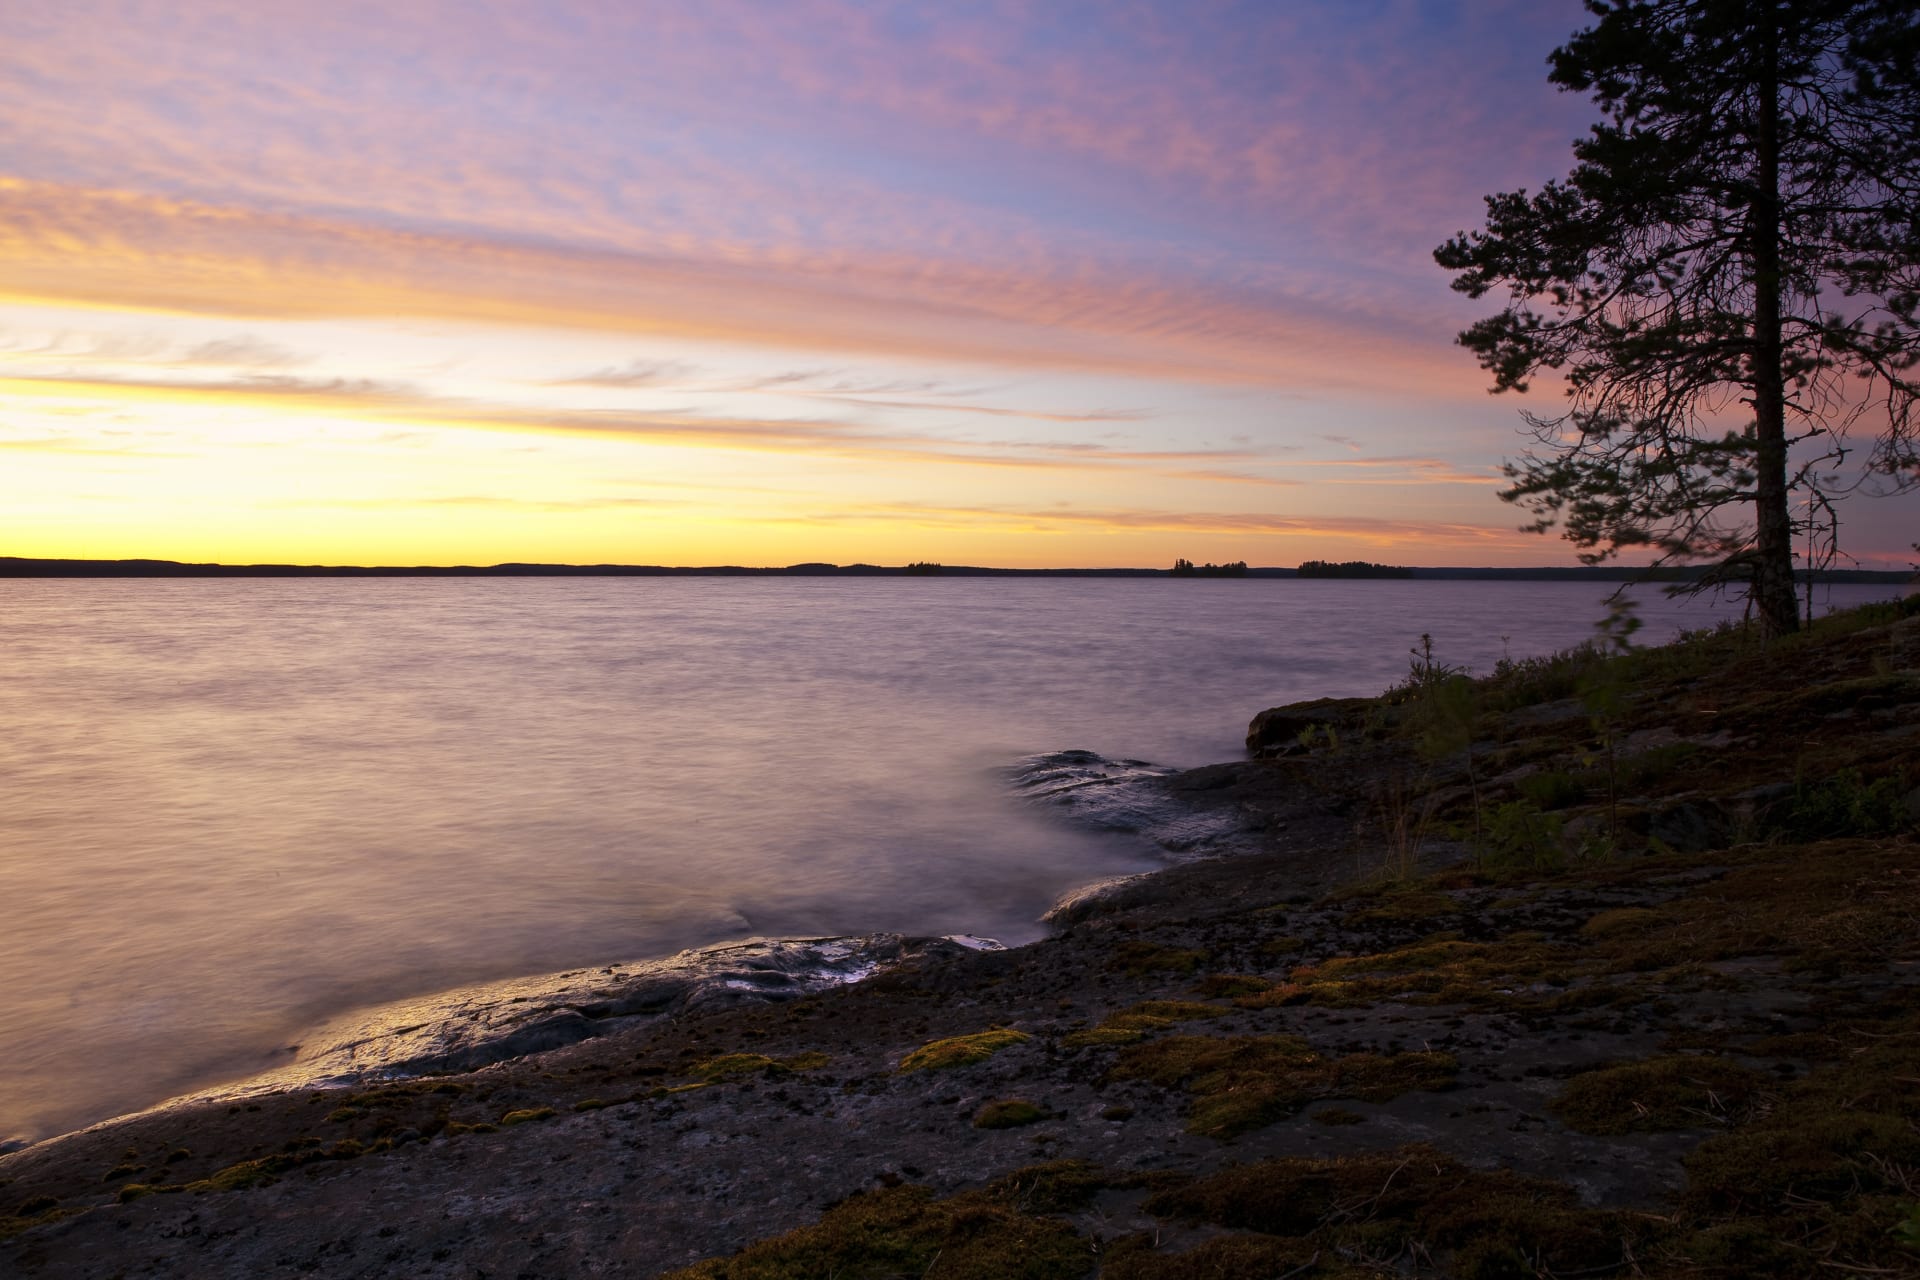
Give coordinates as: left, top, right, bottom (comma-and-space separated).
1551, 1055, 1768, 1135
660, 1182, 1091, 1280
899, 1028, 1030, 1073
1108, 1034, 1457, 1138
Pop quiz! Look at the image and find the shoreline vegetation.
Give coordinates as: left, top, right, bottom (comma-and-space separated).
4, 598, 1920, 1277
0, 555, 1909, 583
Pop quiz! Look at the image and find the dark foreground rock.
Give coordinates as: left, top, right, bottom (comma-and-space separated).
3, 601, 1918, 1279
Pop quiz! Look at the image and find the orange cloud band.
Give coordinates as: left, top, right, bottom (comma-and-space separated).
0, 177, 1486, 396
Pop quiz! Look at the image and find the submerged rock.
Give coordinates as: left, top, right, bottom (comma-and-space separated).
1007, 750, 1253, 858
1010, 750, 1276, 926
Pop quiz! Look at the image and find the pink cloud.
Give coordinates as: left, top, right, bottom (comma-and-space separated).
0, 178, 1488, 396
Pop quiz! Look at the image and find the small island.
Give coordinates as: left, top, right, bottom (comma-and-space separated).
1296, 559, 1415, 579
1168, 559, 1249, 577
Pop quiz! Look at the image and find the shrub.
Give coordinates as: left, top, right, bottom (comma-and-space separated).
1781, 769, 1911, 840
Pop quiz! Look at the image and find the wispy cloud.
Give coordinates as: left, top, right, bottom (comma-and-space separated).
786, 499, 1533, 548
794, 393, 1148, 424
181, 335, 306, 368
549, 359, 701, 389
1286, 456, 1505, 485
0, 369, 1259, 473
0, 179, 1483, 395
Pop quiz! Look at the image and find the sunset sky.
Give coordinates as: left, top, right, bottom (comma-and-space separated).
4, 0, 1914, 568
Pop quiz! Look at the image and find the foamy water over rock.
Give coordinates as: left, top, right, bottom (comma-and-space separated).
186, 933, 999, 1104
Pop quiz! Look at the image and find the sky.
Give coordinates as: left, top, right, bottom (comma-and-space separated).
2, 0, 1913, 569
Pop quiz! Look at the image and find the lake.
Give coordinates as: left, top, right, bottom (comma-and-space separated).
0, 576, 1896, 1144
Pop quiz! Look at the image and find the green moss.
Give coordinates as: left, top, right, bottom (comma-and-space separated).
1109, 1035, 1456, 1138
1232, 838, 1920, 1021
1062, 1000, 1224, 1048
899, 1028, 1029, 1073
1237, 933, 1569, 1012
1129, 999, 1225, 1020
0, 1201, 73, 1244
188, 1160, 278, 1193
692, 1053, 782, 1080
979, 1161, 1118, 1214
324, 1106, 365, 1123
499, 1107, 556, 1126
658, 1182, 1091, 1280
1669, 1219, 1799, 1275
441, 1120, 498, 1135
572, 1098, 611, 1112
972, 1100, 1045, 1130
692, 1051, 830, 1080
1344, 888, 1459, 924
181, 1132, 380, 1195
1059, 1026, 1144, 1048
1194, 973, 1271, 997
1099, 1231, 1318, 1279
1694, 1110, 1920, 1208
1144, 1145, 1630, 1276
1552, 1056, 1769, 1135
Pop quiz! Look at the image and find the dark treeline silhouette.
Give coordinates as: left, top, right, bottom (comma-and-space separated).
1169, 559, 1249, 577
1297, 560, 1415, 579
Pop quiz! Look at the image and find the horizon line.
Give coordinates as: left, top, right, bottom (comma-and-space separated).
0, 556, 1910, 584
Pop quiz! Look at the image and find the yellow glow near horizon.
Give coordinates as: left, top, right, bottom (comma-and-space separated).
0, 290, 1580, 568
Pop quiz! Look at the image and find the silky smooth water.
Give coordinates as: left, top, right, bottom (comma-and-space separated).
0, 577, 1895, 1143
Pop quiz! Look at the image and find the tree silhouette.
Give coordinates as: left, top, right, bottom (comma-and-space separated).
1437, 0, 1919, 635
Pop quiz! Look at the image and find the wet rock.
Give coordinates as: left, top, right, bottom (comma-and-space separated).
414, 1011, 598, 1074
1007, 751, 1253, 858
1043, 874, 1156, 928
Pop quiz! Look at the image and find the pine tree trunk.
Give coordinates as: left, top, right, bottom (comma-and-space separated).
1750, 15, 1800, 637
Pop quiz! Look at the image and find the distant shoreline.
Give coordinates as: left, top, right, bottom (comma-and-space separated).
0, 556, 1909, 584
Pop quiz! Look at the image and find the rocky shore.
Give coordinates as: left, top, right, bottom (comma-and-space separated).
4, 599, 1918, 1278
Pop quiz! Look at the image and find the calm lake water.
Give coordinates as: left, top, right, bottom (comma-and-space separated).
0, 577, 1897, 1143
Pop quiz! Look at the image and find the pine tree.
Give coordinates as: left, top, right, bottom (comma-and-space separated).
1437, 0, 1919, 635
